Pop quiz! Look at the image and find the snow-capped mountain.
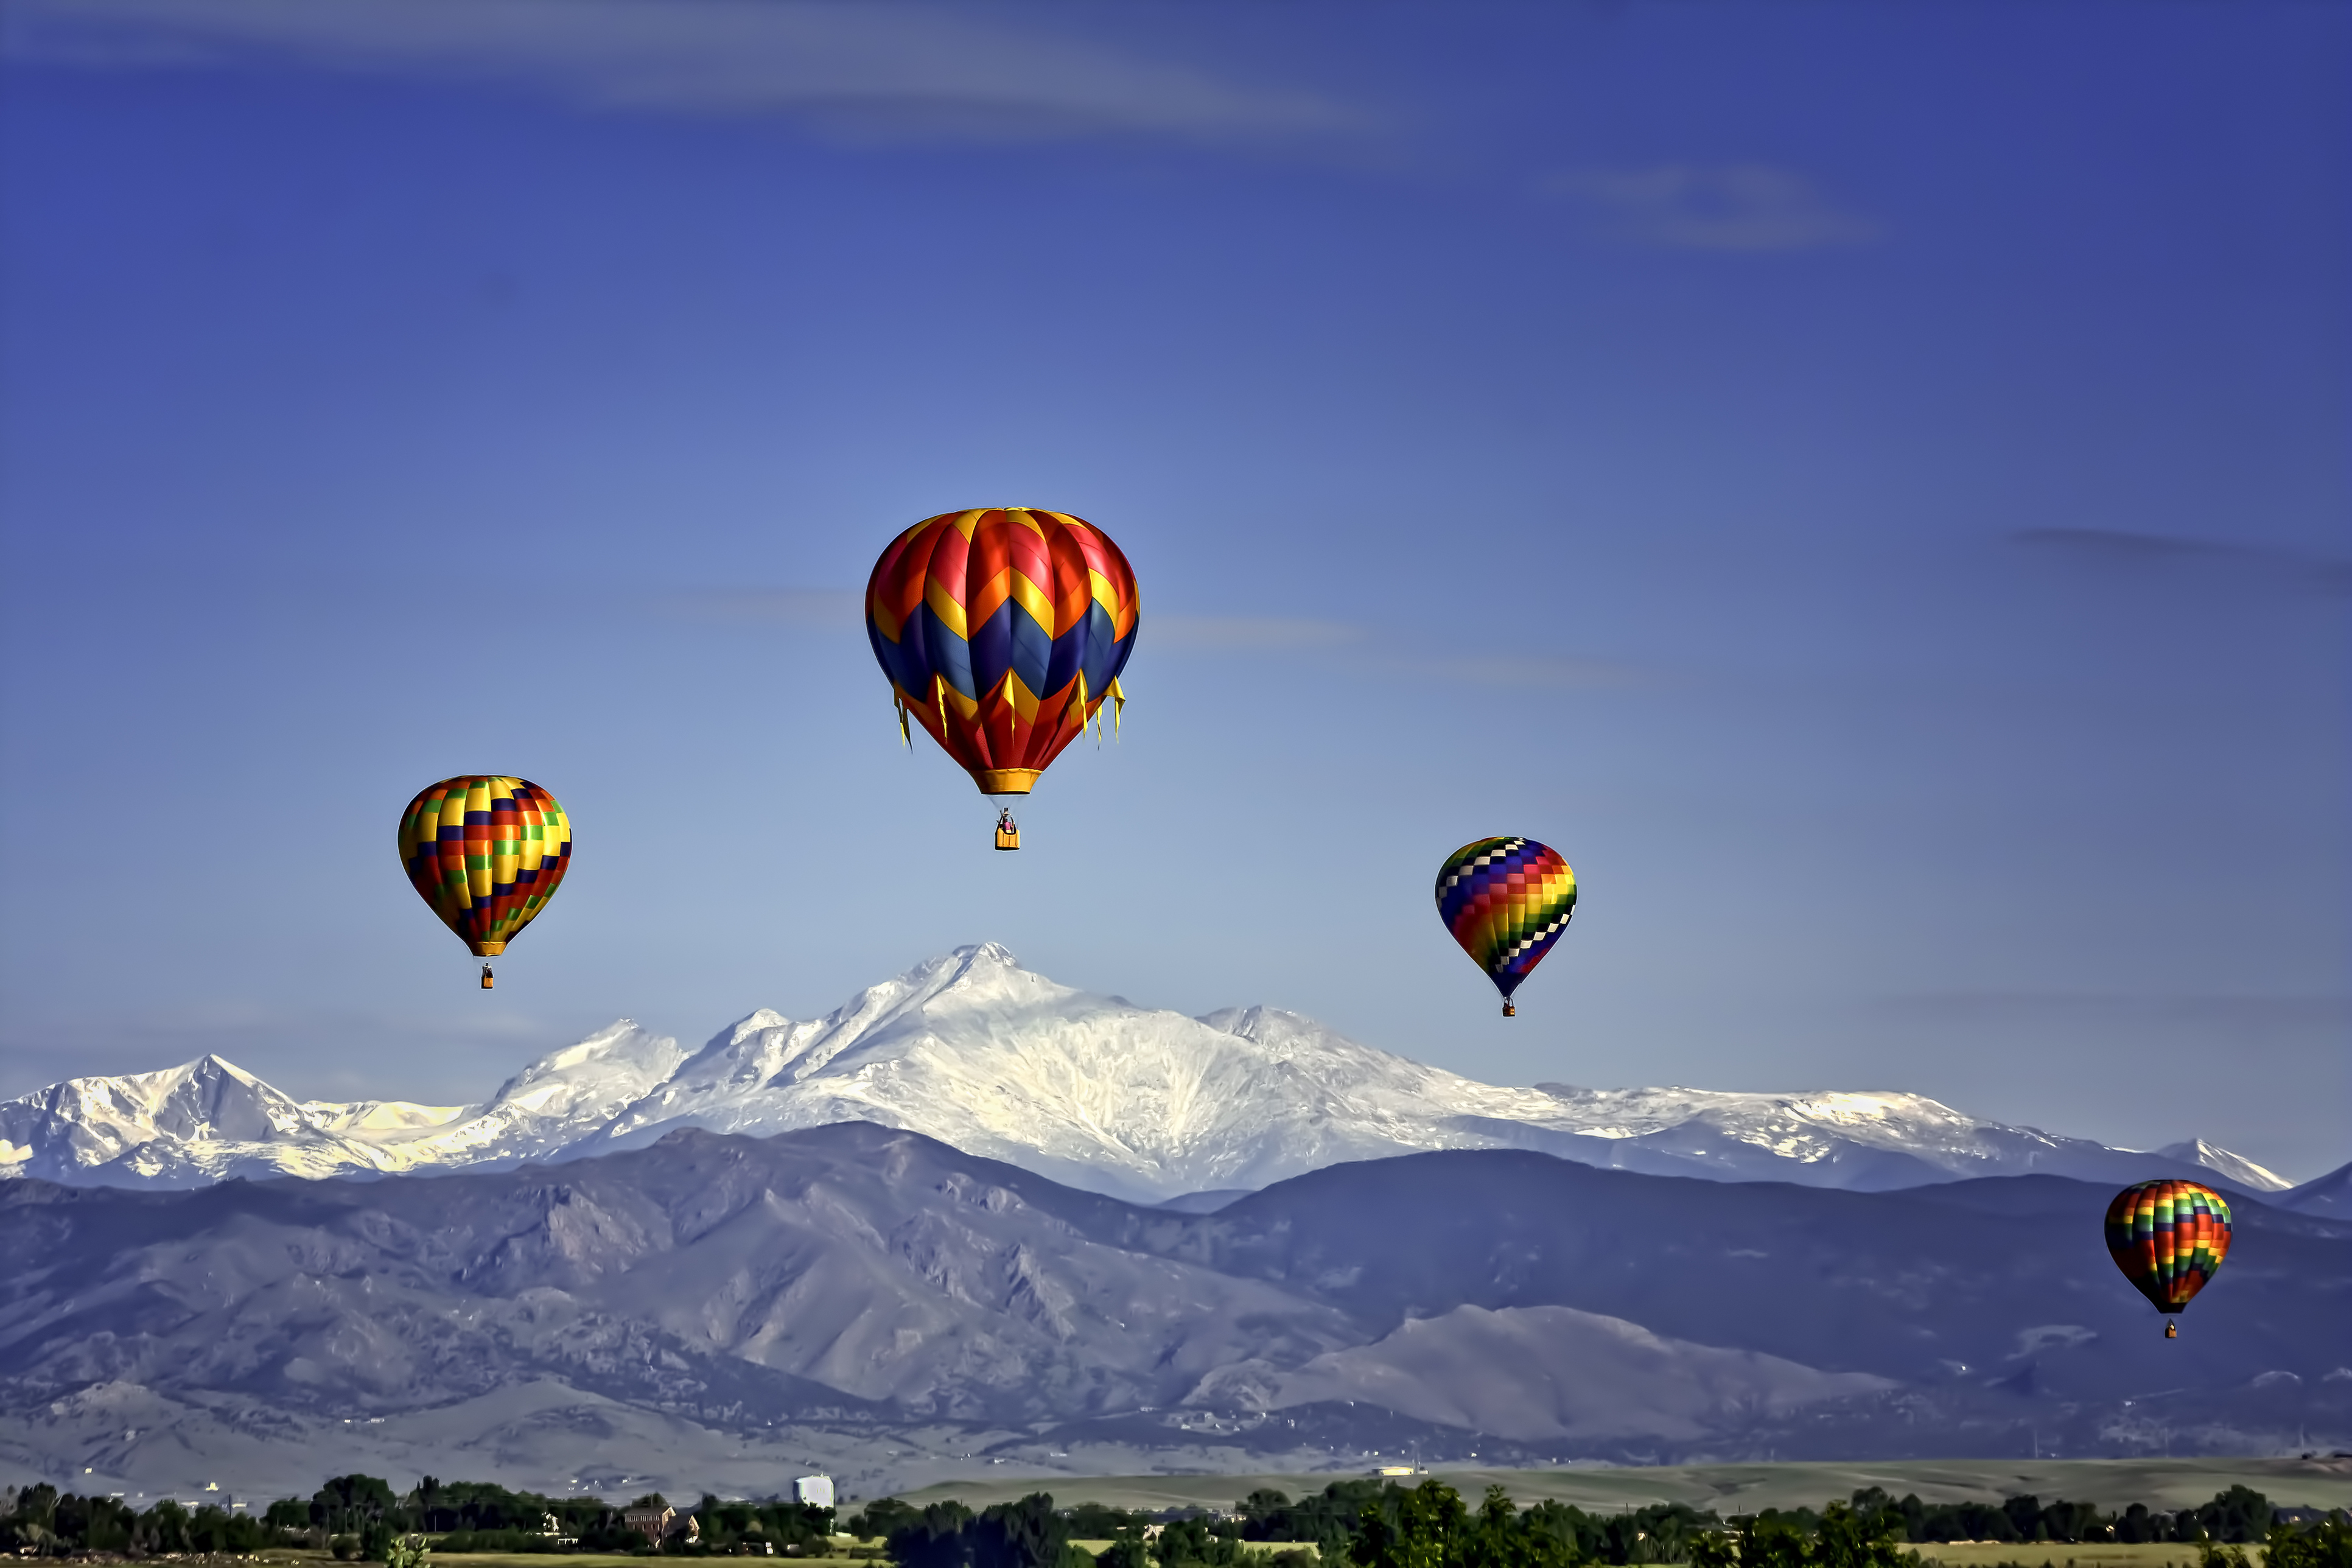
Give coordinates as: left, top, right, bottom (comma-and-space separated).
0, 1023, 683, 1186
0, 943, 2295, 1200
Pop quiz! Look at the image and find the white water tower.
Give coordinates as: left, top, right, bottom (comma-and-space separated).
793, 1477, 834, 1509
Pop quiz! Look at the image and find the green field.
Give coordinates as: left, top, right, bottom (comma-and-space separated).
1069, 1544, 1319, 1559
886, 1457, 2352, 1516
1909, 1547, 2263, 1568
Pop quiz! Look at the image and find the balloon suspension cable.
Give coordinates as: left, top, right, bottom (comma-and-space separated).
480, 963, 495, 991
895, 695, 911, 749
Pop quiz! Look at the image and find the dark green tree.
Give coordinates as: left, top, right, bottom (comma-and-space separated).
2196, 1488, 2277, 1545
2266, 1519, 2352, 1568
889, 1500, 978, 1568
1352, 1479, 1470, 1568
1099, 1540, 1152, 1568
1155, 1518, 1245, 1568
976, 1494, 1071, 1568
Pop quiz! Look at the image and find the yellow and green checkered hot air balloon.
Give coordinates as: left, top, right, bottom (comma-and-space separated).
397, 775, 572, 989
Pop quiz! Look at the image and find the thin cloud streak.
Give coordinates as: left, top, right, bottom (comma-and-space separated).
1149, 618, 1651, 687
1541, 164, 1881, 251
1422, 654, 1656, 690
1875, 991, 2352, 1027
659, 588, 863, 626
2012, 527, 2352, 595
1150, 615, 1364, 651
2, 0, 1373, 147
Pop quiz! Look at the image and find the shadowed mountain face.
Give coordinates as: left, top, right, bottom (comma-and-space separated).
1127, 1150, 2351, 1403
2276, 1160, 2352, 1219
2, 1124, 2346, 1499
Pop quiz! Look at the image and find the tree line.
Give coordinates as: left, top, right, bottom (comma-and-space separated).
845, 1482, 2351, 1568
0, 1475, 835, 1559
5, 1474, 2347, 1567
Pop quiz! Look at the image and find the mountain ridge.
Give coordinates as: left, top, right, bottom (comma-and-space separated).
2, 1122, 2345, 1499
0, 944, 2299, 1201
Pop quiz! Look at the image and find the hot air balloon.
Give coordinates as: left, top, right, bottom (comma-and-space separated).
397, 775, 572, 989
1435, 837, 1577, 1015
2105, 1178, 2232, 1337
866, 508, 1139, 848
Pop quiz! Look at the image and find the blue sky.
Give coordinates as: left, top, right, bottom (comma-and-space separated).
1, 1, 2345, 1178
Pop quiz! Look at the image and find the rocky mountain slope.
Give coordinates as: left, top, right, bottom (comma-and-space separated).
1, 1124, 2344, 1500
0, 945, 2294, 1202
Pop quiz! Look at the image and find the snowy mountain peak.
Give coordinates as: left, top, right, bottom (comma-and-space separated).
0, 945, 2308, 1199
11, 1053, 312, 1151
2152, 1139, 2291, 1193
464, 1020, 687, 1145
905, 941, 1081, 1013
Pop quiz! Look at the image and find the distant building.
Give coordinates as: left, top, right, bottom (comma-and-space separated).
1374, 1467, 1418, 1478
793, 1477, 835, 1509
623, 1507, 676, 1544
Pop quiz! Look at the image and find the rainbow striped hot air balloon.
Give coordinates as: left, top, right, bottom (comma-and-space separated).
866, 508, 1139, 847
1436, 837, 1578, 1016
2105, 1178, 2232, 1337
397, 775, 572, 988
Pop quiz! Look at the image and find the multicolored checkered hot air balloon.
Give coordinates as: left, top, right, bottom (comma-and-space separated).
2105, 1178, 2232, 1337
397, 775, 572, 989
1436, 837, 1578, 1016
866, 509, 1139, 847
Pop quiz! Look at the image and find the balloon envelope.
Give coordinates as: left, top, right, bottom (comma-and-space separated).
2105, 1178, 2232, 1314
866, 508, 1139, 795
397, 775, 572, 957
1435, 837, 1577, 1001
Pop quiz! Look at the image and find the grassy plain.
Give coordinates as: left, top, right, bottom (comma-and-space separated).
1909, 1549, 2262, 1568
1068, 1544, 1318, 1559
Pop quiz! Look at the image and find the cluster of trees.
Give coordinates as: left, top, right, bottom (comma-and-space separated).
847, 1482, 2352, 1568
1796, 1485, 2287, 1546
1, 1486, 282, 1557
0, 1474, 835, 1559
7, 1472, 2348, 1568
853, 1484, 1763, 1568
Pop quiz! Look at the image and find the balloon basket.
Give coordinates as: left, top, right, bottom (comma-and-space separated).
480, 964, 495, 990
995, 826, 1021, 851
2165, 1321, 2177, 1339
1502, 1001, 1515, 1017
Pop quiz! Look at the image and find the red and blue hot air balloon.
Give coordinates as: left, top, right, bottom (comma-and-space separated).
866, 508, 1139, 848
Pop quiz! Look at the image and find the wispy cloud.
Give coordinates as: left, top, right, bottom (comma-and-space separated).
1149, 615, 1364, 651
2, 0, 1371, 147
1422, 654, 1653, 690
1877, 990, 2352, 1027
2012, 528, 2352, 596
1540, 164, 1880, 251
658, 587, 862, 626
1150, 617, 1654, 688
